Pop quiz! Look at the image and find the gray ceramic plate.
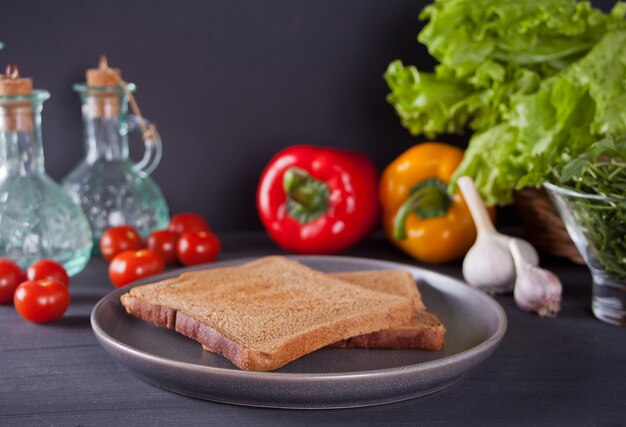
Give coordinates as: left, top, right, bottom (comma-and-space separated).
91, 256, 506, 409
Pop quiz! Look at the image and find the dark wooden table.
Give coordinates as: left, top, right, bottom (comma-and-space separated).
1, 232, 624, 425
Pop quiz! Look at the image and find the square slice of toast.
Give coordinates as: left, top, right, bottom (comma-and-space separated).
120, 256, 414, 372
175, 266, 445, 351
328, 271, 445, 350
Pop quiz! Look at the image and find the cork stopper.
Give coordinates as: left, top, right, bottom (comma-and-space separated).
86, 55, 122, 87
0, 65, 34, 132
0, 65, 33, 96
84, 55, 124, 119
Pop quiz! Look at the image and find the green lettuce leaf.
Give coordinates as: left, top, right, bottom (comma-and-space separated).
384, 60, 477, 138
385, 60, 542, 139
419, 0, 625, 79
386, 0, 626, 205
451, 29, 626, 204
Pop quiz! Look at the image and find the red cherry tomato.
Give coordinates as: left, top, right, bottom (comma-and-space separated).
109, 249, 165, 288
14, 279, 71, 323
168, 212, 211, 236
27, 259, 69, 287
177, 231, 221, 266
100, 225, 143, 262
147, 229, 179, 264
0, 259, 25, 304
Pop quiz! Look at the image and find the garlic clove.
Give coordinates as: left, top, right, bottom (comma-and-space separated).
463, 235, 515, 294
510, 239, 562, 317
514, 265, 562, 317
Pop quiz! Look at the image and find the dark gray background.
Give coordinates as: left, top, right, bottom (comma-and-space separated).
0, 0, 611, 230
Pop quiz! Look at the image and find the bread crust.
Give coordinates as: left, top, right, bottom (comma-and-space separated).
328, 311, 445, 350
120, 295, 176, 329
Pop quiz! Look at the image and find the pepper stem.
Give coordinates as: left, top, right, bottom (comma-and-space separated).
283, 167, 330, 223
393, 178, 452, 240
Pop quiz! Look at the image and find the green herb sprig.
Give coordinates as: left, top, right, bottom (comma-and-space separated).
557, 138, 626, 278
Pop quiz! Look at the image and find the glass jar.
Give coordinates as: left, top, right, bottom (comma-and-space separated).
545, 182, 626, 326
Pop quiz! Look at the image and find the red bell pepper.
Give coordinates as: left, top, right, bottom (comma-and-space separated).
257, 145, 379, 254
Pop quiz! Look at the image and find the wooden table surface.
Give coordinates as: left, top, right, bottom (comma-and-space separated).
1, 232, 624, 426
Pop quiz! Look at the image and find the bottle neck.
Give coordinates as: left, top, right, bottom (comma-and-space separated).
0, 99, 46, 179
81, 92, 129, 163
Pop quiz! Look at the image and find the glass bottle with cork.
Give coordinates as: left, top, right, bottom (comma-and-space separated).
0, 65, 93, 275
62, 56, 169, 244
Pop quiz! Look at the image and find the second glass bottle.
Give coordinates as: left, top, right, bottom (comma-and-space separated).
62, 57, 169, 244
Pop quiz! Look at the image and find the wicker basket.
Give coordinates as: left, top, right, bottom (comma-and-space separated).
513, 187, 585, 264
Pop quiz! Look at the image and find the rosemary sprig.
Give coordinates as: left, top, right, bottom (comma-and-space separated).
556, 138, 626, 278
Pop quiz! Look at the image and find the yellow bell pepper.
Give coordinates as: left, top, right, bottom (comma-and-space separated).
380, 142, 483, 263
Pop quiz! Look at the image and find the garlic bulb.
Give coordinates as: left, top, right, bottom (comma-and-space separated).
457, 177, 539, 294
509, 239, 562, 317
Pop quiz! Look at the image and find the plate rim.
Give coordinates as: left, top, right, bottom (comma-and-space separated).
91, 255, 507, 380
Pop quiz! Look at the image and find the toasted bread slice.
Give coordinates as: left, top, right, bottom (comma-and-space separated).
164, 267, 444, 350
328, 271, 445, 350
331, 270, 426, 311
120, 256, 414, 371
180, 269, 425, 312
328, 310, 445, 350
